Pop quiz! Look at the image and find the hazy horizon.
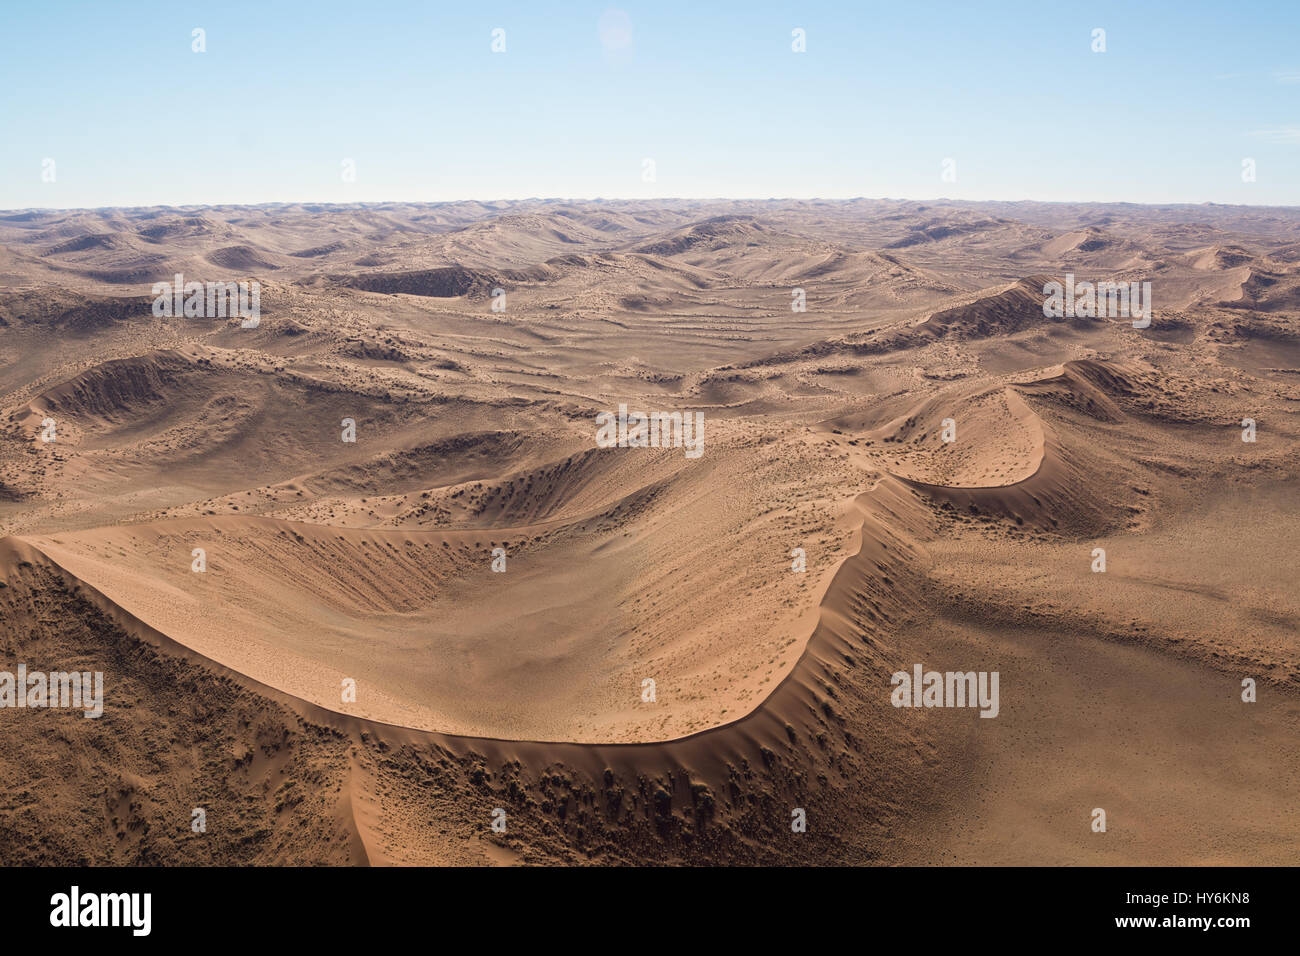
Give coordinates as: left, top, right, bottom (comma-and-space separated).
6, 195, 1300, 214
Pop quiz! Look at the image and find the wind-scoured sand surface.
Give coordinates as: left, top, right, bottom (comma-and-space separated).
0, 199, 1296, 864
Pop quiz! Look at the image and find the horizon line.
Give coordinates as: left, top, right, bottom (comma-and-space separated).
5, 196, 1300, 215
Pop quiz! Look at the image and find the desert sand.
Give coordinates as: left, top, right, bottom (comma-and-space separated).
0, 198, 1295, 864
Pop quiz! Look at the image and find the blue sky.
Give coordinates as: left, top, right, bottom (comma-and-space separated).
1, 0, 1296, 208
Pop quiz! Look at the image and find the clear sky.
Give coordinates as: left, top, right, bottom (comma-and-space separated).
1, 0, 1296, 209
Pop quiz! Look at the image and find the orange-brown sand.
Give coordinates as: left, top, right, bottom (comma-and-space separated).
0, 199, 1296, 864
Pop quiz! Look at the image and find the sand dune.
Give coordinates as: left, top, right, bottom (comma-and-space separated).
0, 199, 1296, 865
